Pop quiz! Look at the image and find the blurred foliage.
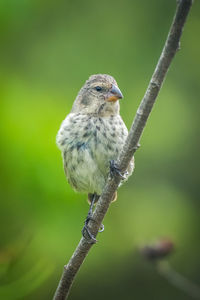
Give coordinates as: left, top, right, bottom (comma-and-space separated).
0, 0, 200, 299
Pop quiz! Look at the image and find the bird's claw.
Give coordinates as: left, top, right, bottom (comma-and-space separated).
110, 160, 127, 180
99, 223, 104, 233
82, 193, 104, 243
82, 216, 104, 243
82, 216, 97, 244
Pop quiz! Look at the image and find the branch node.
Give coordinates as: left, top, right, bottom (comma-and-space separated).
177, 41, 181, 52
133, 143, 141, 151
150, 81, 160, 89
136, 108, 143, 116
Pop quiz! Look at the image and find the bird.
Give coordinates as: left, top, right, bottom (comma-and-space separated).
56, 74, 134, 242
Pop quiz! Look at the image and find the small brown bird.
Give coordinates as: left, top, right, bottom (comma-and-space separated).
56, 74, 134, 241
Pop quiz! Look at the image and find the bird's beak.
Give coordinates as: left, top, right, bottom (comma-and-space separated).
106, 84, 123, 102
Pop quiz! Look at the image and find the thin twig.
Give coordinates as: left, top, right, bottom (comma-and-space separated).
157, 261, 200, 299
53, 1, 193, 299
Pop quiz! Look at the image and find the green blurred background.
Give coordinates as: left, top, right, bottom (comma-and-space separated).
0, 0, 200, 299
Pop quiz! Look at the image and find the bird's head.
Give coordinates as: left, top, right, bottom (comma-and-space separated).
71, 74, 123, 116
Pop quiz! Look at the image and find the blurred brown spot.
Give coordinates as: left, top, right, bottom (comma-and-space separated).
140, 238, 174, 261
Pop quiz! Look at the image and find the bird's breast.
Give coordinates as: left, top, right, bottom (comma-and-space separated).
56, 113, 128, 193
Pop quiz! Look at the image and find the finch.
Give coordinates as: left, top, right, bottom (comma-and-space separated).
56, 74, 134, 240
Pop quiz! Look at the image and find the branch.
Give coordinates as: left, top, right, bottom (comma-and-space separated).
157, 261, 200, 299
140, 239, 200, 299
53, 1, 193, 299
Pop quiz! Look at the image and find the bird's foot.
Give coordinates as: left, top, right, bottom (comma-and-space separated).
110, 160, 127, 180
82, 193, 104, 243
82, 213, 97, 244
82, 216, 104, 243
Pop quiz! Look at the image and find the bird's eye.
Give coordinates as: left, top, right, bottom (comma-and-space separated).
95, 86, 102, 92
